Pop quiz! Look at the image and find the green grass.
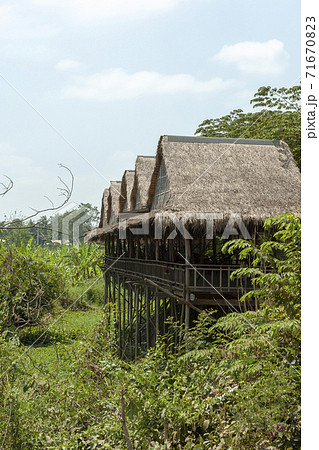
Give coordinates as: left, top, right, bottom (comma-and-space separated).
18, 277, 105, 377
21, 309, 103, 378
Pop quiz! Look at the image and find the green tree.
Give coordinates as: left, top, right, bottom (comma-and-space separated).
52, 203, 99, 244
195, 85, 301, 168
222, 213, 301, 319
0, 217, 34, 246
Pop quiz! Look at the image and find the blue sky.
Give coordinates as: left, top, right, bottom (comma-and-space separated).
0, 0, 300, 219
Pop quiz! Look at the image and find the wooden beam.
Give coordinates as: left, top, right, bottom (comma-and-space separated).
143, 278, 202, 314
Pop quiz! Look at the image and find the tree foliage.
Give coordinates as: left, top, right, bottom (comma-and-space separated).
0, 215, 300, 448
195, 85, 301, 168
222, 213, 301, 320
0, 202, 99, 246
0, 240, 103, 331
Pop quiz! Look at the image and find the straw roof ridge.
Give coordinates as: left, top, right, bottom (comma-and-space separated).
166, 135, 282, 146
107, 180, 122, 224
119, 170, 135, 212
130, 155, 156, 211
147, 135, 301, 221
98, 187, 109, 228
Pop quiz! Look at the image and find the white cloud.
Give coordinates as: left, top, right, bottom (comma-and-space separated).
110, 150, 136, 162
0, 143, 44, 186
0, 4, 15, 24
61, 68, 236, 101
213, 39, 289, 75
56, 59, 84, 71
0, 3, 58, 41
30, 0, 182, 22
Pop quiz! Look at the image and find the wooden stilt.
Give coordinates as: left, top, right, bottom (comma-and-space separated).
123, 279, 126, 358
185, 238, 191, 334
117, 274, 122, 353
135, 286, 139, 359
146, 286, 150, 350
155, 293, 159, 342
129, 285, 133, 359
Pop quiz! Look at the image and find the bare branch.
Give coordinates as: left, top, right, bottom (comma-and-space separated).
43, 196, 54, 208
1, 164, 74, 229
0, 175, 13, 197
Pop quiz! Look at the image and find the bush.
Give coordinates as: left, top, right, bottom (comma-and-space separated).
0, 240, 68, 330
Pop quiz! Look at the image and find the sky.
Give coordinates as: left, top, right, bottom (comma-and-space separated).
0, 0, 300, 220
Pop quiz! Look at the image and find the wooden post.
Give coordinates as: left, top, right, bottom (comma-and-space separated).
200, 236, 205, 263
111, 234, 115, 256
104, 271, 109, 325
145, 238, 149, 260
155, 294, 159, 341
128, 233, 132, 258
117, 274, 122, 353
163, 297, 167, 334
135, 286, 139, 359
168, 297, 174, 352
107, 234, 110, 255
123, 279, 126, 357
185, 238, 191, 334
212, 236, 216, 263
136, 238, 141, 259
103, 271, 108, 307
146, 286, 150, 350
129, 285, 133, 359
169, 238, 174, 262
112, 274, 116, 303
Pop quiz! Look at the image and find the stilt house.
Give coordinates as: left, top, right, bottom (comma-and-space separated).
86, 135, 301, 358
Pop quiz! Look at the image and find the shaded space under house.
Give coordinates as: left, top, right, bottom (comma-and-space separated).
85, 135, 301, 359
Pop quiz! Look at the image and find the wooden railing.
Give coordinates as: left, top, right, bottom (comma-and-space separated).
103, 256, 252, 294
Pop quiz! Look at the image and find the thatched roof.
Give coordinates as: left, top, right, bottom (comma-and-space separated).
84, 225, 112, 243
130, 156, 156, 211
86, 134, 301, 242
98, 188, 110, 228
119, 170, 135, 213
146, 135, 301, 224
107, 181, 122, 225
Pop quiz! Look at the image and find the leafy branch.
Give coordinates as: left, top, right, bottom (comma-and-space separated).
222, 213, 301, 319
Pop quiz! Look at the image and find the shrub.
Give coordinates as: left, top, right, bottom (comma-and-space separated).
0, 240, 68, 330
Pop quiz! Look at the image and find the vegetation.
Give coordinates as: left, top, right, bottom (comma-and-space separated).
0, 214, 300, 448
196, 85, 301, 168
0, 202, 99, 246
0, 239, 103, 331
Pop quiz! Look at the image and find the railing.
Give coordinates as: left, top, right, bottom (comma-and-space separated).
103, 256, 252, 293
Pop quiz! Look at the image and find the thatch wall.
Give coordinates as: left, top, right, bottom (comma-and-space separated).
130, 156, 156, 211
119, 170, 135, 213
147, 135, 301, 224
98, 188, 110, 228
107, 181, 122, 225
